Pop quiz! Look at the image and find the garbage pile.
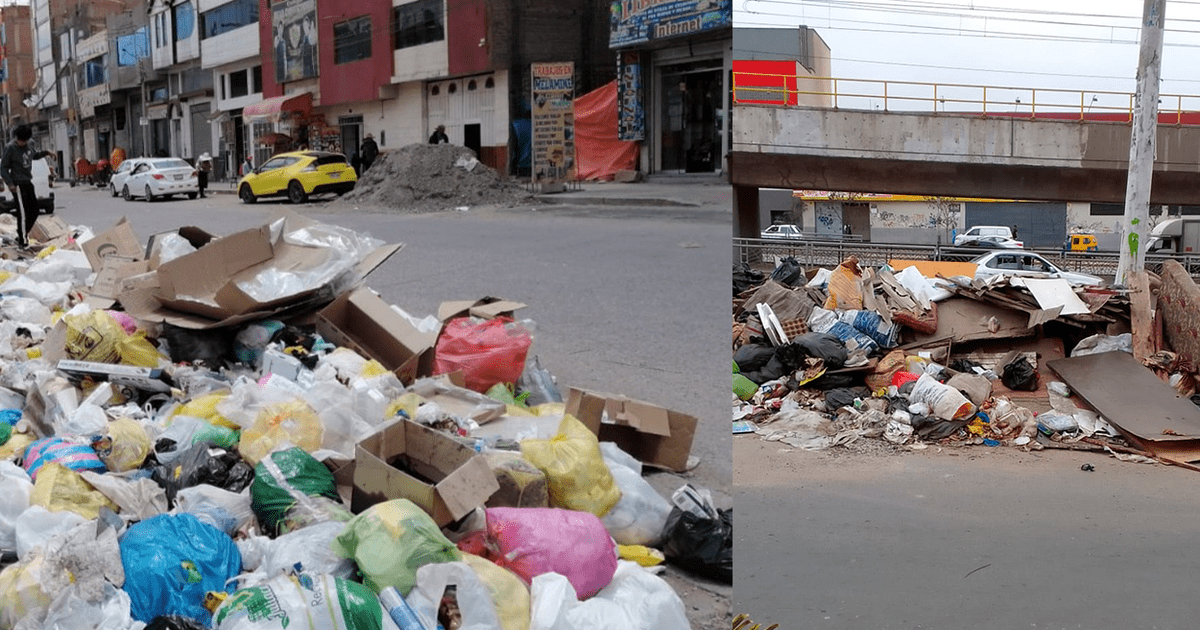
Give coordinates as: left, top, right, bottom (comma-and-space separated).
0, 212, 728, 630
734, 255, 1200, 469
335, 144, 535, 213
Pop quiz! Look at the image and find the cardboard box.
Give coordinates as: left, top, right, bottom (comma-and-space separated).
30, 215, 69, 243
83, 218, 143, 271
406, 377, 505, 425
437, 297, 527, 322
316, 288, 438, 384
565, 387, 698, 472
353, 419, 499, 525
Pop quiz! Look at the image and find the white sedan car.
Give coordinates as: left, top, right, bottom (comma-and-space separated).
109, 158, 147, 198
118, 158, 199, 202
971, 251, 1103, 286
760, 224, 803, 239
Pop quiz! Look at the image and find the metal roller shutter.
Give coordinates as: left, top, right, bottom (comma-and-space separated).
964, 202, 1066, 248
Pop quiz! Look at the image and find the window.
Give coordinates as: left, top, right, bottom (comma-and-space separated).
334, 16, 371, 64
448, 83, 456, 94
229, 69, 248, 98
155, 13, 167, 48
220, 74, 225, 99
393, 0, 443, 50
467, 80, 476, 91
200, 0, 257, 40
1090, 203, 1123, 216
485, 77, 493, 88
117, 28, 149, 66
150, 86, 168, 101
174, 1, 196, 41
251, 65, 262, 93
84, 55, 107, 88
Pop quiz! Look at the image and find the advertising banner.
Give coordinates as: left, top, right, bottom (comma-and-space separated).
531, 61, 576, 185
610, 0, 732, 48
272, 0, 318, 83
616, 51, 644, 141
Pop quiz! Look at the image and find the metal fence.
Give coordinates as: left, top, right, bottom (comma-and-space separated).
733, 238, 1200, 280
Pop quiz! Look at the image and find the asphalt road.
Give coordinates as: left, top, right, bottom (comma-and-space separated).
50, 183, 734, 628
736, 437, 1200, 630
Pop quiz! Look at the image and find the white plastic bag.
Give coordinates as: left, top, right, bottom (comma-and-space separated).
175, 484, 256, 537
14, 506, 87, 560
599, 445, 671, 547
405, 561, 504, 630
0, 461, 33, 551
303, 380, 372, 459
0, 296, 53, 326
909, 373, 975, 421
1072, 333, 1133, 357
54, 402, 108, 436
529, 561, 689, 630
42, 583, 145, 630
236, 521, 357, 587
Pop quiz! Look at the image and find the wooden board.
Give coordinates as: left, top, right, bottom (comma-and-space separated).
889, 259, 977, 279
1129, 269, 1154, 362
1047, 350, 1200, 441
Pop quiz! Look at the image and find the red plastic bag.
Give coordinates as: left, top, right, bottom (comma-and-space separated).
433, 317, 532, 392
457, 507, 618, 599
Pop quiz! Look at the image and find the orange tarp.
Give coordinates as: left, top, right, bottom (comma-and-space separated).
574, 81, 639, 181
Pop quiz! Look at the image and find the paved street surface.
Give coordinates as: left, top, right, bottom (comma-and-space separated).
736, 436, 1200, 630
51, 177, 733, 629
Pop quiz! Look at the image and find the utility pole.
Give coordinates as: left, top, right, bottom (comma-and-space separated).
1116, 0, 1166, 285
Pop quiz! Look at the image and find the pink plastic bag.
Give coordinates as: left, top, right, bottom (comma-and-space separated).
433, 317, 532, 392
457, 507, 618, 599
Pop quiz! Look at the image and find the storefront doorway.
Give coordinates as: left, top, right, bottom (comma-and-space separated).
659, 62, 721, 173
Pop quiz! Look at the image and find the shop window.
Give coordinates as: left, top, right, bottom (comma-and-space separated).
200, 0, 257, 40
229, 69, 249, 98
393, 0, 444, 50
334, 16, 372, 65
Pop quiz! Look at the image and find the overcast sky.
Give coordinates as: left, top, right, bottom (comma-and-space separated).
735, 1, 1200, 113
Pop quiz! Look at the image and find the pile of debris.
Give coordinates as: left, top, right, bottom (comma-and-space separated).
335, 143, 535, 213
0, 212, 727, 630
734, 254, 1200, 470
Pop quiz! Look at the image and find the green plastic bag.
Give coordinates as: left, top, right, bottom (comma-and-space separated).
251, 447, 346, 537
214, 572, 386, 630
331, 499, 461, 595
733, 374, 758, 400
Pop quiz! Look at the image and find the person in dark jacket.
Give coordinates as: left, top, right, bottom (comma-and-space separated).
428, 125, 449, 144
360, 134, 379, 172
0, 125, 52, 248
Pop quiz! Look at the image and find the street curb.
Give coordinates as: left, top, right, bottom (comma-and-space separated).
534, 195, 699, 207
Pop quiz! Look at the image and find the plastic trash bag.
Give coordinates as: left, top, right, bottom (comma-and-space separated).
661, 506, 733, 583
1072, 332, 1134, 357
1002, 357, 1039, 392
484, 451, 549, 509
769, 256, 804, 286
14, 506, 87, 560
169, 391, 236, 429
331, 499, 462, 596
837, 309, 900, 348
462, 553, 531, 630
175, 485, 256, 538
94, 417, 151, 472
156, 416, 240, 464
793, 331, 848, 369
213, 572, 395, 630
599, 446, 672, 547
236, 521, 357, 587
0, 554, 57, 628
151, 443, 254, 506
41, 582, 143, 630
404, 561, 505, 630
0, 460, 32, 551
145, 615, 210, 630
823, 258, 864, 310
23, 436, 107, 482
528, 561, 690, 630
30, 462, 119, 520
433, 317, 533, 393
517, 355, 562, 405
457, 507, 619, 600
251, 447, 349, 537
239, 398, 324, 467
78, 471, 169, 521
120, 513, 242, 626
519, 414, 622, 517
910, 373, 976, 421
63, 309, 163, 367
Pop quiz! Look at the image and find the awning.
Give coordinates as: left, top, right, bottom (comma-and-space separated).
242, 92, 313, 122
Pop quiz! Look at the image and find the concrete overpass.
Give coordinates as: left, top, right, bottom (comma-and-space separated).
731, 103, 1200, 237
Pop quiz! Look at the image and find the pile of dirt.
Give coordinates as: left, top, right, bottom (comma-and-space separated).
333, 143, 534, 212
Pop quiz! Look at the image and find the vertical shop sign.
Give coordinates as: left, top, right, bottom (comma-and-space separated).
531, 62, 576, 185
617, 51, 644, 141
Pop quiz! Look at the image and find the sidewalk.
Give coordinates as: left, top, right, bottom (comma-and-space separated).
533, 174, 731, 209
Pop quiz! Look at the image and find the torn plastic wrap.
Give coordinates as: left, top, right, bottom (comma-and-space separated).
234, 218, 385, 304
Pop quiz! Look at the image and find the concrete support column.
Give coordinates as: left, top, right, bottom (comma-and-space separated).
734, 184, 760, 238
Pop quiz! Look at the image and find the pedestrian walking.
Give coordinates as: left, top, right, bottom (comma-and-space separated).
241, 154, 254, 177
0, 125, 52, 249
197, 153, 213, 198
428, 125, 449, 145
360, 134, 379, 172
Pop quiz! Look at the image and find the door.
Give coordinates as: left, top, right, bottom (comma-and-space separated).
190, 103, 212, 159
815, 202, 842, 236
464, 123, 481, 158
255, 156, 293, 194
842, 203, 871, 241
659, 64, 721, 173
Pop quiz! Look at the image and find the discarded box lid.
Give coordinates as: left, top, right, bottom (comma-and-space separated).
30, 215, 70, 244
316, 287, 438, 385
565, 387, 697, 472
352, 418, 499, 526
437, 297, 527, 322
82, 217, 143, 271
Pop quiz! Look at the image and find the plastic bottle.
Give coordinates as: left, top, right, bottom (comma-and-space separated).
379, 586, 430, 630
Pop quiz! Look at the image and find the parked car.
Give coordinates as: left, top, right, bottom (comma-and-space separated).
971, 250, 1103, 286
760, 224, 802, 239
109, 158, 148, 198
959, 235, 1023, 249
955, 225, 1023, 247
238, 151, 357, 204
118, 158, 199, 201
0, 157, 56, 216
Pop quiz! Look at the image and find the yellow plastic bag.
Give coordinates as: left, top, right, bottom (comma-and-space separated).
361, 359, 388, 378
618, 544, 665, 567
519, 414, 621, 517
63, 310, 162, 367
94, 417, 150, 472
0, 555, 56, 629
171, 391, 237, 429
30, 462, 119, 520
385, 393, 423, 422
529, 402, 567, 417
462, 553, 531, 630
0, 429, 34, 461
239, 399, 324, 466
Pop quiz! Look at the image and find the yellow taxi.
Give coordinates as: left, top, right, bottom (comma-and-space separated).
237, 151, 357, 204
1066, 234, 1098, 252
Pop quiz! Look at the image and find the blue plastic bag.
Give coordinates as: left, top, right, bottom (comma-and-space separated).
120, 513, 242, 625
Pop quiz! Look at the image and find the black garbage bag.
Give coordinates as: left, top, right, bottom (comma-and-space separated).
742, 355, 789, 385
661, 507, 733, 583
806, 372, 859, 390
769, 256, 804, 287
145, 616, 210, 630
733, 343, 776, 373
910, 415, 969, 440
949, 358, 985, 375
733, 263, 766, 296
160, 324, 235, 365
1001, 357, 1039, 391
793, 332, 848, 369
824, 387, 867, 412
151, 443, 254, 507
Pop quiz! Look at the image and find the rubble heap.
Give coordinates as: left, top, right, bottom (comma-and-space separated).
734, 254, 1200, 470
334, 143, 535, 213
